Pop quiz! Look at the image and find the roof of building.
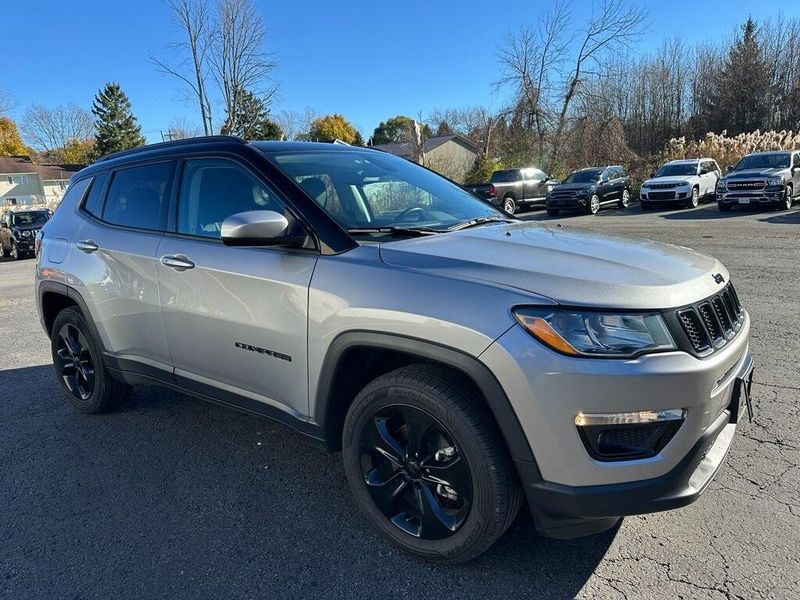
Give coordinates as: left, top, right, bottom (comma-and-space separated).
371, 135, 479, 158
0, 156, 84, 180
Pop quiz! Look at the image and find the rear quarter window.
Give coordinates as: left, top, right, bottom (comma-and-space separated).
82, 172, 109, 217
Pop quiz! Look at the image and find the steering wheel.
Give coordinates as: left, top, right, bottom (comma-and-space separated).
394, 206, 427, 223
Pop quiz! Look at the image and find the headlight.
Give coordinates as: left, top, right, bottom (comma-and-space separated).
677, 182, 690, 187
513, 307, 676, 358
21, 230, 31, 238
576, 190, 589, 197
766, 177, 783, 186
641, 182, 650, 189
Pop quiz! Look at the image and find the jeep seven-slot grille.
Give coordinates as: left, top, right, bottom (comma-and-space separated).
676, 283, 744, 355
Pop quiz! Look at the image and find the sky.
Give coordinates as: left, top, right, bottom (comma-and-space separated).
2, 0, 797, 143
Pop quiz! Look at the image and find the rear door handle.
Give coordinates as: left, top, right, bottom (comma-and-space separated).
160, 254, 195, 271
76, 240, 99, 253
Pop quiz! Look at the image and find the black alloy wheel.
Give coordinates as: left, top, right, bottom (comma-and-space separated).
358, 404, 472, 540
55, 323, 96, 401
50, 307, 130, 413
343, 365, 522, 563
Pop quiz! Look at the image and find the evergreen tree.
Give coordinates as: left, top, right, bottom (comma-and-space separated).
712, 18, 771, 135
92, 83, 145, 157
227, 87, 282, 140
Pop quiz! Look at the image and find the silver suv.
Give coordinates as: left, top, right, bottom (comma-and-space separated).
36, 137, 754, 564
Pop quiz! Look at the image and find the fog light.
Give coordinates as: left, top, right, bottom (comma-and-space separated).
576, 409, 685, 461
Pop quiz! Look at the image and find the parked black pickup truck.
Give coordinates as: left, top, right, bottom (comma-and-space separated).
466, 167, 559, 214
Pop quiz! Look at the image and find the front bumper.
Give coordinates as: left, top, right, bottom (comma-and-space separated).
480, 313, 752, 537
546, 196, 589, 209
717, 186, 785, 206
641, 188, 691, 202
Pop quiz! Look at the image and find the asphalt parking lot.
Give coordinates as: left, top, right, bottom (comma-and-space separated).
1, 201, 798, 599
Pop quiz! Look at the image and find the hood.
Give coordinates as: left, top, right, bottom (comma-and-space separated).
643, 175, 696, 186
723, 168, 788, 180
379, 222, 728, 309
550, 182, 595, 193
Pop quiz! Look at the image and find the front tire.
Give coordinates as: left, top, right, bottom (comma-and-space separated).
51, 307, 131, 414
780, 185, 793, 210
342, 365, 521, 564
9, 241, 18, 261
687, 187, 699, 208
502, 196, 516, 215
588, 194, 600, 215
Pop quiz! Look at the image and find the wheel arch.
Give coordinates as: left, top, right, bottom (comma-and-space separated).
314, 331, 541, 475
38, 281, 95, 340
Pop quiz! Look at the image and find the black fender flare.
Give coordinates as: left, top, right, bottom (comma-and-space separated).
313, 330, 542, 477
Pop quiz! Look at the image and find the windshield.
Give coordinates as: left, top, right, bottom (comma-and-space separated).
655, 163, 697, 177
490, 170, 520, 183
734, 153, 790, 170
267, 150, 505, 233
563, 170, 601, 184
11, 212, 49, 227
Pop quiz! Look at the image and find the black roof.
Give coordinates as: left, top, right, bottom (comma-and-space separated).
77, 137, 379, 178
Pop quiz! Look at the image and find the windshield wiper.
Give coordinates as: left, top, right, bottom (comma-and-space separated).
346, 226, 441, 237
447, 217, 514, 232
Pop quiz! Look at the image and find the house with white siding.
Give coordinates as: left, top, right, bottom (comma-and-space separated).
0, 156, 82, 208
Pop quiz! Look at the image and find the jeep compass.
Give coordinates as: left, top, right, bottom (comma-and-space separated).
36, 137, 754, 564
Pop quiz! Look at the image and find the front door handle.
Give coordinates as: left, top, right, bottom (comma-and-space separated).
161, 254, 195, 271
76, 240, 99, 253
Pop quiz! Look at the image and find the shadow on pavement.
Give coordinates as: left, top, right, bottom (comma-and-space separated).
760, 210, 800, 224
0, 364, 615, 599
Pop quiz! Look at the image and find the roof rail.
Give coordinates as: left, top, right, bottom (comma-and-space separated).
95, 135, 247, 163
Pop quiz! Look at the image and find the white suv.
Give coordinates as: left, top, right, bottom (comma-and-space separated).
640, 158, 721, 209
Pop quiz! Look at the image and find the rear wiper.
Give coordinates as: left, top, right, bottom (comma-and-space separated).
447, 217, 514, 232
346, 226, 441, 237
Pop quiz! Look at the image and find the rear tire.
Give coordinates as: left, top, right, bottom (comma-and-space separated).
618, 189, 630, 209
342, 365, 522, 565
50, 307, 131, 414
503, 196, 516, 215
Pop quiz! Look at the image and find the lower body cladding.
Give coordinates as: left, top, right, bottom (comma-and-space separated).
479, 313, 752, 539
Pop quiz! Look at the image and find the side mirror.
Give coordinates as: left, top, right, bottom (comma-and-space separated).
0, 222, 7, 228
726, 165, 733, 174
221, 210, 306, 248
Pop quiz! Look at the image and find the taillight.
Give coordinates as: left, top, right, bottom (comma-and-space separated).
34, 230, 43, 257
488, 184, 496, 197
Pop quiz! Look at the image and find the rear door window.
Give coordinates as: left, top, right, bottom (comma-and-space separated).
103, 162, 173, 231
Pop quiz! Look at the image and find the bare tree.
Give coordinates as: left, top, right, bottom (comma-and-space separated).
20, 103, 94, 157
495, 2, 570, 163
210, 0, 277, 135
549, 0, 647, 166
0, 88, 15, 115
167, 116, 203, 139
276, 107, 318, 140
150, 0, 214, 134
